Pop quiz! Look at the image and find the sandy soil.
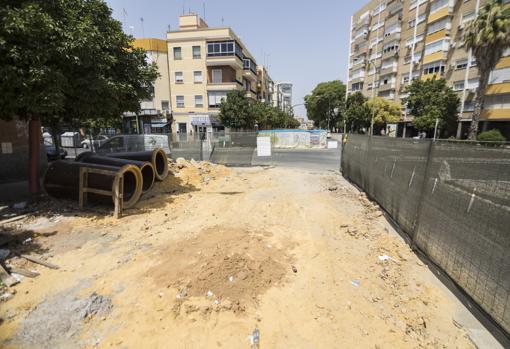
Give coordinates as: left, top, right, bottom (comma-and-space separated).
0, 161, 477, 348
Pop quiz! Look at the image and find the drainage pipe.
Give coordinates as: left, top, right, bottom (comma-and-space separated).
106, 148, 168, 181
76, 152, 155, 193
43, 161, 143, 208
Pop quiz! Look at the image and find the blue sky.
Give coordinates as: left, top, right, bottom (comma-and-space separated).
105, 0, 360, 117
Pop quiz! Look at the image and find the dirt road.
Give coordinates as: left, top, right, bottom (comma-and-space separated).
0, 161, 489, 348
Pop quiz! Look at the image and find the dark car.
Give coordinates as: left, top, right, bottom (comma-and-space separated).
45, 144, 67, 161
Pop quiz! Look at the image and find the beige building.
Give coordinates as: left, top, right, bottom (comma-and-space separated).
167, 14, 262, 135
129, 38, 172, 133
347, 0, 510, 138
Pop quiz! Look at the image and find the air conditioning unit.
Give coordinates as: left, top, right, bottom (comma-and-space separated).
450, 42, 456, 48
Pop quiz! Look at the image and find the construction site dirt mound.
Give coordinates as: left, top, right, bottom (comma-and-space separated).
148, 226, 292, 316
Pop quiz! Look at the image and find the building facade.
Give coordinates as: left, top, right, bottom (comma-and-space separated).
273, 82, 293, 113
130, 14, 293, 135
128, 38, 172, 134
347, 0, 510, 138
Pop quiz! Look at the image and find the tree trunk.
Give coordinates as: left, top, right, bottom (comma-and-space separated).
468, 70, 490, 140
51, 125, 61, 156
28, 115, 41, 198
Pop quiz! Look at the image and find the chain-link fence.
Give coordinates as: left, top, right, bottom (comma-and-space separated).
341, 134, 510, 336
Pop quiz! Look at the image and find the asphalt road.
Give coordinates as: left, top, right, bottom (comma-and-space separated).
264, 148, 341, 171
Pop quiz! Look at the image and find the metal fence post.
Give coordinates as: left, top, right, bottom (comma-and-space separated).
410, 139, 434, 246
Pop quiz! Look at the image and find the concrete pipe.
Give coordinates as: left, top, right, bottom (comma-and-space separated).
106, 148, 169, 181
76, 152, 155, 193
43, 161, 143, 209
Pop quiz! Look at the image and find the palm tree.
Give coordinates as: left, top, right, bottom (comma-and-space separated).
463, 0, 510, 140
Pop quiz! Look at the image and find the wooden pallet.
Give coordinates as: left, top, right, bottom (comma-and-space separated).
79, 167, 124, 218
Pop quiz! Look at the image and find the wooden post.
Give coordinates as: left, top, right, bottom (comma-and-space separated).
78, 167, 123, 219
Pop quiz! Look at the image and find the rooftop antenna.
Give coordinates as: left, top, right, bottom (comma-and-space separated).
167, 24, 171, 32
221, 17, 224, 26
140, 17, 145, 37
203, 2, 206, 20
182, 0, 185, 15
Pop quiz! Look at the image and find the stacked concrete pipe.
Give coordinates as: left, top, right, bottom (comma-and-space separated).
106, 148, 169, 181
76, 152, 155, 193
43, 161, 143, 209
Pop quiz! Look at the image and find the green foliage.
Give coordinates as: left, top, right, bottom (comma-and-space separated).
304, 81, 346, 131
365, 97, 402, 125
251, 101, 300, 129
218, 90, 255, 130
219, 91, 300, 130
477, 129, 506, 143
404, 78, 459, 135
0, 0, 158, 126
344, 92, 371, 132
463, 0, 510, 139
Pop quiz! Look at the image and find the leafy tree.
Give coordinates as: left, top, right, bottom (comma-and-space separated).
464, 0, 510, 139
0, 0, 158, 195
365, 97, 402, 125
404, 78, 459, 136
345, 92, 371, 133
250, 100, 300, 129
218, 90, 255, 130
305, 81, 346, 131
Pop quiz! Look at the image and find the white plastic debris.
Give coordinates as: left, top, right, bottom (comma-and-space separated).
228, 276, 234, 282
351, 279, 361, 287
249, 327, 260, 347
378, 255, 390, 261
213, 300, 220, 305
206, 290, 213, 297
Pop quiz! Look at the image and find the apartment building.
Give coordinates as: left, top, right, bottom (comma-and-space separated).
165, 14, 264, 135
347, 0, 510, 138
257, 66, 275, 105
273, 82, 293, 113
128, 38, 172, 134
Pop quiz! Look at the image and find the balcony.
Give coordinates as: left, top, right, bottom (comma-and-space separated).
206, 41, 244, 69
383, 32, 401, 44
207, 81, 243, 91
243, 59, 258, 82
378, 82, 396, 92
486, 82, 510, 95
387, 1, 403, 16
423, 51, 448, 65
379, 65, 398, 76
382, 49, 399, 60
481, 108, 510, 120
428, 6, 452, 24
420, 71, 445, 81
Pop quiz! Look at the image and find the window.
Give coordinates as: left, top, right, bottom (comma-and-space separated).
207, 41, 243, 59
453, 81, 465, 91
427, 18, 450, 34
405, 33, 425, 47
193, 71, 203, 83
212, 69, 222, 83
175, 71, 183, 84
489, 67, 510, 84
176, 96, 184, 108
430, 0, 448, 13
463, 100, 474, 112
173, 47, 182, 60
424, 39, 449, 55
423, 62, 446, 75
461, 11, 475, 25
208, 91, 227, 108
351, 82, 364, 91
383, 41, 399, 54
195, 95, 204, 107
161, 101, 169, 111
408, 13, 426, 28
192, 46, 201, 59
455, 58, 468, 70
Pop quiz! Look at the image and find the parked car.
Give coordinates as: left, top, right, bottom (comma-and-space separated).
81, 135, 109, 149
96, 134, 171, 155
45, 144, 67, 161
